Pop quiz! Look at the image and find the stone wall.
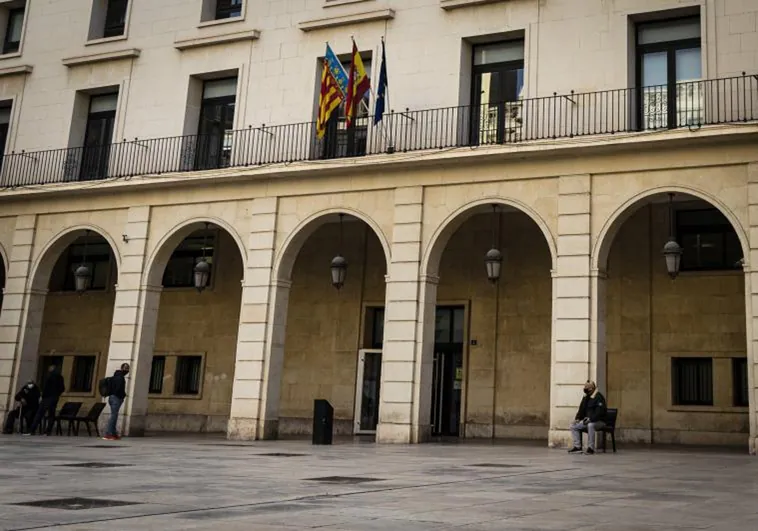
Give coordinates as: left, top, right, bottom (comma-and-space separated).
279, 221, 387, 435
146, 230, 243, 433
437, 212, 553, 439
606, 203, 748, 446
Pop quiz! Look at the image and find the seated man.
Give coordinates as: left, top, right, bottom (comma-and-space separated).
2, 380, 41, 434
568, 380, 607, 455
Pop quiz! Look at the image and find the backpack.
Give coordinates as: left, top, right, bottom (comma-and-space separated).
98, 377, 112, 398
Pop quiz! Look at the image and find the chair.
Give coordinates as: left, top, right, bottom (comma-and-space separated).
599, 408, 618, 453
73, 403, 107, 437
53, 402, 83, 436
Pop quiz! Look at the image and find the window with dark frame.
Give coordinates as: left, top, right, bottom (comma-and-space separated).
70, 356, 97, 393
103, 0, 129, 38
672, 357, 713, 406
149, 355, 166, 394
2, 7, 24, 55
37, 355, 64, 388
195, 78, 237, 170
162, 229, 216, 288
215, 0, 243, 20
0, 102, 12, 174
175, 356, 203, 395
636, 15, 702, 130
733, 357, 749, 407
321, 55, 371, 160
675, 208, 742, 272
60, 237, 112, 292
471, 40, 525, 145
366, 307, 385, 349
80, 92, 118, 181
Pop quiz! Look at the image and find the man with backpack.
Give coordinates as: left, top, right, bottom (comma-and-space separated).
101, 363, 129, 441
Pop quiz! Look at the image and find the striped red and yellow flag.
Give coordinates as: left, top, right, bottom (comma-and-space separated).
316, 57, 343, 139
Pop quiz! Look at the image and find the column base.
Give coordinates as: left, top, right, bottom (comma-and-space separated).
122, 414, 146, 437
548, 429, 573, 449
227, 417, 279, 441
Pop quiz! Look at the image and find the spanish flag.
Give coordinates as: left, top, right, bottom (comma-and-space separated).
345, 39, 371, 128
316, 45, 345, 139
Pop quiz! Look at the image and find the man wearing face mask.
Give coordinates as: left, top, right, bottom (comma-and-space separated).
568, 380, 607, 454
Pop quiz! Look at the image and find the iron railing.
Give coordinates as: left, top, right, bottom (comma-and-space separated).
1, 74, 757, 188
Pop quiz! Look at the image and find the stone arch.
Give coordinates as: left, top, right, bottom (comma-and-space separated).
422, 197, 558, 277
593, 185, 749, 272
28, 224, 122, 291
145, 216, 248, 287
0, 241, 8, 277
273, 207, 392, 282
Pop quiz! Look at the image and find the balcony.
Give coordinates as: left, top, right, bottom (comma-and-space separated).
1, 74, 757, 189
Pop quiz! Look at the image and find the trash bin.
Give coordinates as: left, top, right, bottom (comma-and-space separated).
312, 399, 333, 445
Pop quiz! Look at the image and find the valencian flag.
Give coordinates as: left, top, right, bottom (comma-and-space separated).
317, 44, 348, 139
345, 39, 371, 128
374, 39, 388, 124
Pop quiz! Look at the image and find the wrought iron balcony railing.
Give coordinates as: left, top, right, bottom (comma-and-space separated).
1, 74, 757, 188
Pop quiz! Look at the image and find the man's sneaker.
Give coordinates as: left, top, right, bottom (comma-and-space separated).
102, 435, 116, 441
567, 447, 582, 453
585, 448, 595, 455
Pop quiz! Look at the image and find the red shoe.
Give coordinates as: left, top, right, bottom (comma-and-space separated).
102, 435, 116, 441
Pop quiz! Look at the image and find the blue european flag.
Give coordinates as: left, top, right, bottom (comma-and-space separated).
374, 40, 388, 124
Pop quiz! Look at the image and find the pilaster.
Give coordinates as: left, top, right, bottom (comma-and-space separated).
104, 206, 153, 436
549, 175, 593, 448
0, 215, 37, 413
228, 197, 280, 440
377, 186, 425, 443
746, 162, 758, 454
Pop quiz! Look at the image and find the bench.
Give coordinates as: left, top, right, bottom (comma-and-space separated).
598, 408, 618, 453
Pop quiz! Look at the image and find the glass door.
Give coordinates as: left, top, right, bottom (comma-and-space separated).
196, 78, 237, 170
430, 306, 465, 437
80, 93, 117, 181
354, 349, 382, 434
637, 17, 702, 130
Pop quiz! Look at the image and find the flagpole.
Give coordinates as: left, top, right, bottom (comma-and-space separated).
383, 37, 394, 154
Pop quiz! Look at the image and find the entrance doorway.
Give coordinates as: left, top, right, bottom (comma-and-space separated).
354, 306, 384, 434
431, 306, 465, 437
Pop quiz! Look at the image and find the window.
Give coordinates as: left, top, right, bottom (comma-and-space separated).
56, 236, 112, 292
162, 228, 216, 288
364, 307, 385, 349
149, 356, 166, 394
2, 6, 24, 55
471, 40, 524, 145
70, 355, 96, 393
216, 0, 243, 19
733, 358, 749, 407
321, 55, 371, 160
195, 78, 237, 170
80, 93, 118, 181
37, 355, 64, 387
636, 16, 702, 130
104, 0, 128, 38
435, 306, 465, 345
175, 356, 203, 395
672, 357, 713, 406
676, 208, 741, 272
0, 102, 11, 173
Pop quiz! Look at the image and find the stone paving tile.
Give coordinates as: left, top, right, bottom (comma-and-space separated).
1, 435, 757, 530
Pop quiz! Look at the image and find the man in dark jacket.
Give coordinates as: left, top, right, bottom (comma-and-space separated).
27, 365, 65, 435
3, 381, 41, 434
568, 380, 607, 454
104, 363, 129, 441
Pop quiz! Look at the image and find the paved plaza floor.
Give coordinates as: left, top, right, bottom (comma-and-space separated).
0, 435, 757, 530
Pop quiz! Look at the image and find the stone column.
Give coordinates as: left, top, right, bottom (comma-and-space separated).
746, 162, 758, 455
549, 175, 593, 448
103, 206, 155, 436
377, 186, 427, 443
228, 197, 281, 440
0, 215, 37, 414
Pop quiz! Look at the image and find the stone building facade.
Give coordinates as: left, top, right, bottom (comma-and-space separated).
0, 0, 757, 451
